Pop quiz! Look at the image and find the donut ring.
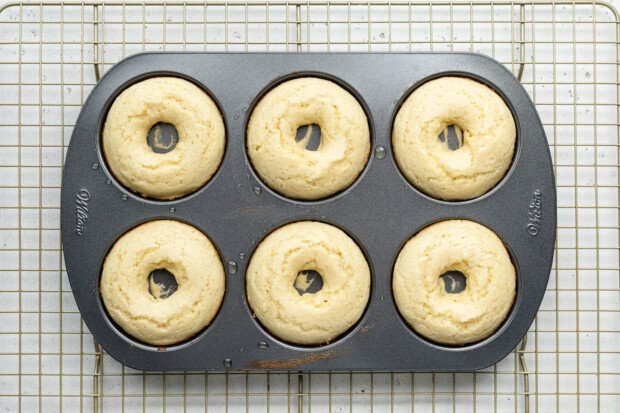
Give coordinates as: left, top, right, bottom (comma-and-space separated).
392, 77, 516, 200
100, 220, 225, 345
246, 221, 371, 345
392, 220, 516, 345
102, 77, 225, 200
247, 77, 370, 200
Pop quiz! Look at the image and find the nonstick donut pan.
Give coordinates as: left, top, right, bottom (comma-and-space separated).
61, 52, 556, 371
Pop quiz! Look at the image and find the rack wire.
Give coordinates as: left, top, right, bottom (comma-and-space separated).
0, 1, 618, 412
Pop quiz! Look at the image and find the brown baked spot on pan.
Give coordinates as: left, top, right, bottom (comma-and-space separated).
360, 323, 374, 334
247, 348, 343, 369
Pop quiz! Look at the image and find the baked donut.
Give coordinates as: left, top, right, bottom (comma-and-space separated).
100, 220, 225, 345
392, 220, 516, 345
392, 77, 516, 200
103, 77, 225, 200
247, 77, 370, 200
246, 221, 371, 345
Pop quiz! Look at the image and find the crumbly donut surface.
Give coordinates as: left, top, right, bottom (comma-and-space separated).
392, 77, 516, 200
100, 220, 225, 345
247, 77, 370, 200
393, 220, 516, 345
246, 221, 371, 345
103, 77, 225, 200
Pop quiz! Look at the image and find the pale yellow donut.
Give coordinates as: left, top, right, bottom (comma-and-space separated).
103, 77, 225, 200
392, 220, 516, 345
100, 220, 225, 345
392, 77, 516, 200
246, 221, 371, 345
247, 77, 370, 200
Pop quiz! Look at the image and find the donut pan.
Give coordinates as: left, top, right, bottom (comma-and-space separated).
61, 52, 556, 371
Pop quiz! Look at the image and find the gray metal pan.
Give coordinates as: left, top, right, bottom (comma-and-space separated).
60, 52, 556, 371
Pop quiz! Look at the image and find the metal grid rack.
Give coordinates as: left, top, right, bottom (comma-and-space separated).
0, 1, 618, 411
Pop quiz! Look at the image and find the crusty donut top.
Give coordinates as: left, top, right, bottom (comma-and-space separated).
247, 77, 370, 200
393, 220, 516, 345
100, 220, 225, 346
102, 77, 225, 200
392, 77, 516, 200
246, 221, 371, 345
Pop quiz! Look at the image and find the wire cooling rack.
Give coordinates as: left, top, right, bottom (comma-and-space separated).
0, 1, 618, 412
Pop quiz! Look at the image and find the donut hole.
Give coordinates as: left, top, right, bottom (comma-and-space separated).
438, 124, 464, 151
440, 270, 467, 294
295, 123, 322, 151
147, 122, 179, 154
294, 269, 324, 295
147, 268, 178, 299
